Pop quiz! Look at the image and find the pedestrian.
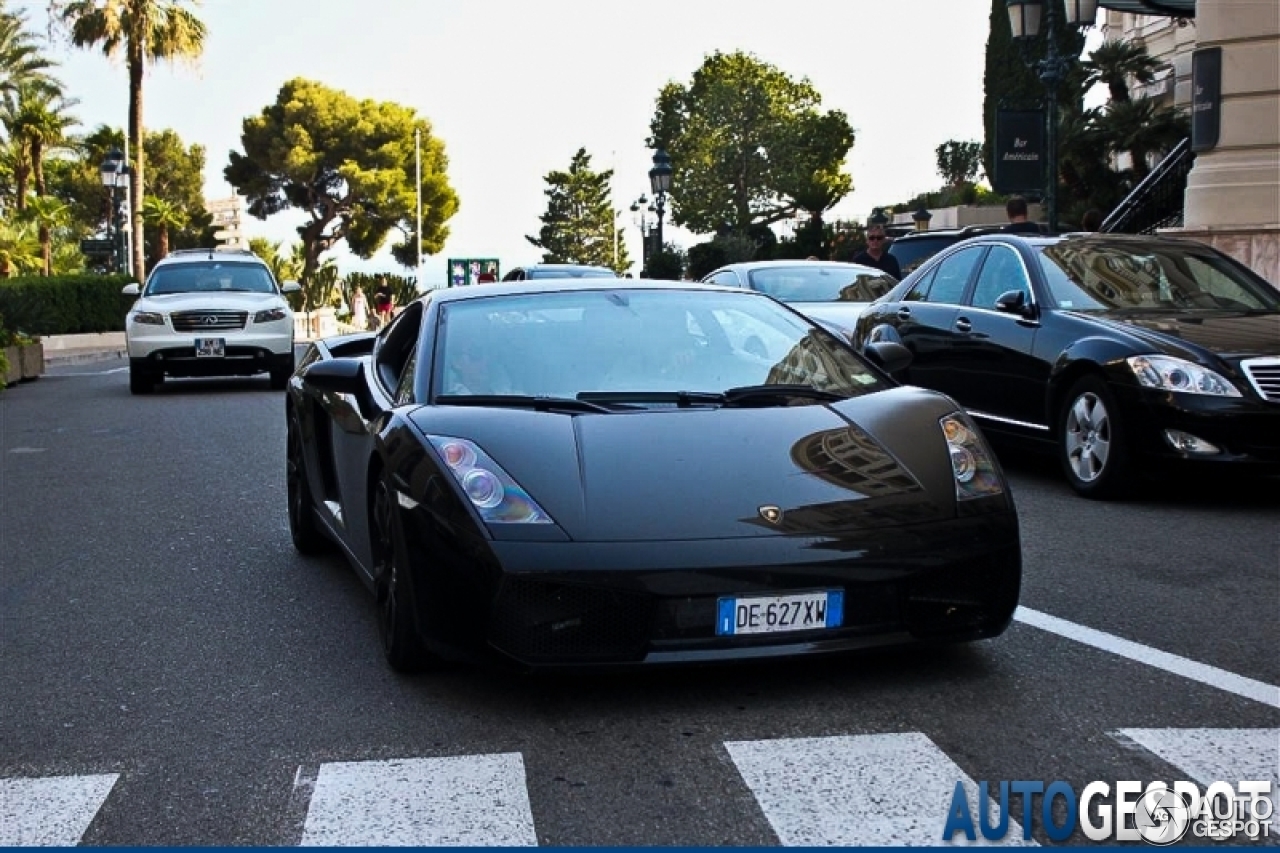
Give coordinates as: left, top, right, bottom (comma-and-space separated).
1080, 208, 1103, 232
351, 285, 369, 331
1003, 196, 1043, 234
374, 276, 394, 327
853, 224, 903, 280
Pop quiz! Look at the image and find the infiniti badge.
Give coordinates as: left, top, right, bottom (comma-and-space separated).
202, 315, 219, 326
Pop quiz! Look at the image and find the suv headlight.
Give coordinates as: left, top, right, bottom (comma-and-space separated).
426, 435, 554, 525
940, 414, 1004, 501
253, 307, 288, 323
1127, 355, 1241, 397
130, 311, 165, 326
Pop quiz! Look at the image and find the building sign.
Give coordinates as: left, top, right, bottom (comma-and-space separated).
993, 109, 1045, 195
447, 258, 501, 286
1191, 47, 1222, 153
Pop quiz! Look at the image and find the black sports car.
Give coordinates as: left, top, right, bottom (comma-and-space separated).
286, 279, 1021, 672
854, 233, 1280, 499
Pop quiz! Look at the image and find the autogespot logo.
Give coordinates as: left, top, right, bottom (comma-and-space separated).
941, 779, 1274, 844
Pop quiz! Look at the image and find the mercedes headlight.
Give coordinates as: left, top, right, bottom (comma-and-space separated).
130, 311, 165, 326
426, 435, 554, 525
940, 414, 1004, 501
253, 307, 288, 323
1127, 355, 1240, 397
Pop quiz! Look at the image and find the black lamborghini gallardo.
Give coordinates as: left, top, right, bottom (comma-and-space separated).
285, 279, 1021, 672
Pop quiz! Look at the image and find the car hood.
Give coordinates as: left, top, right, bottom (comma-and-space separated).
413, 386, 972, 542
791, 303, 872, 335
1076, 310, 1280, 360
137, 292, 288, 312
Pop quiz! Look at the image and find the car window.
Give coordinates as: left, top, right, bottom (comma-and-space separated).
393, 348, 418, 405
705, 270, 741, 287
889, 236, 958, 276
747, 266, 896, 303
903, 267, 937, 302
374, 303, 423, 393
145, 261, 276, 295
969, 246, 1031, 309
923, 247, 985, 304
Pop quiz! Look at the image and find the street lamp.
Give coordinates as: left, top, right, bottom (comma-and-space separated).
630, 194, 656, 267
1005, 0, 1098, 233
912, 204, 934, 232
647, 149, 673, 255
99, 148, 129, 273
868, 207, 890, 228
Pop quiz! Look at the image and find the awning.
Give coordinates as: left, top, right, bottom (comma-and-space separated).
1098, 0, 1196, 17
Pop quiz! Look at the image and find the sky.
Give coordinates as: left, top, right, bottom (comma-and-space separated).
17, 0, 1053, 285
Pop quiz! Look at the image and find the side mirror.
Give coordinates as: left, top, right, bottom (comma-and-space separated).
994, 289, 1031, 316
864, 341, 913, 375
121, 283, 140, 296
301, 357, 376, 418
281, 281, 302, 293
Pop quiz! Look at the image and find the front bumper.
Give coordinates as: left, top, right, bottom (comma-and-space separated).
410, 510, 1022, 669
1113, 384, 1280, 472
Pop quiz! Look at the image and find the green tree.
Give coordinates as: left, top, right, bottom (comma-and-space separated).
648, 51, 854, 235
0, 217, 40, 276
936, 140, 984, 188
1, 80, 79, 203
141, 195, 184, 261
52, 0, 208, 281
1082, 40, 1164, 105
0, 3, 56, 98
225, 78, 460, 287
20, 194, 70, 275
526, 147, 631, 274
141, 128, 212, 253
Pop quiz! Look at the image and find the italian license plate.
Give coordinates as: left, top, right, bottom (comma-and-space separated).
716, 590, 844, 636
194, 337, 225, 358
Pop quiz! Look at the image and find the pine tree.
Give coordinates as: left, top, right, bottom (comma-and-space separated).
526, 148, 631, 275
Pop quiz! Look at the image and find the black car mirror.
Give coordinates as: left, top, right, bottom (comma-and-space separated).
302, 357, 377, 416
864, 341, 913, 375
994, 290, 1031, 316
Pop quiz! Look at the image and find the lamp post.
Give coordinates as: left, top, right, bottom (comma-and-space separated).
868, 207, 890, 228
647, 149, 673, 256
912, 204, 934, 232
1005, 0, 1097, 233
99, 148, 128, 273
630, 195, 656, 267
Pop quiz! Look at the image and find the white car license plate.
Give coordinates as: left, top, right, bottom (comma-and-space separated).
716, 590, 843, 636
194, 337, 225, 358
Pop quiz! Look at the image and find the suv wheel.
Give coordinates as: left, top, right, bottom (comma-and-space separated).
129, 365, 157, 395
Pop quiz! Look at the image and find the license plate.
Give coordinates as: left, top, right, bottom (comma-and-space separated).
716, 590, 843, 636
194, 337, 225, 358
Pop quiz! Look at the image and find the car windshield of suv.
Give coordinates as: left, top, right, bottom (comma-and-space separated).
888, 236, 958, 276
1037, 243, 1280, 311
746, 266, 897, 303
435, 289, 888, 401
526, 268, 616, 279
146, 262, 277, 296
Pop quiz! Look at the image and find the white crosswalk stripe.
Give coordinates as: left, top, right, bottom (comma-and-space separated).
1115, 728, 1279, 835
724, 732, 1035, 846
299, 753, 537, 846
0, 774, 118, 846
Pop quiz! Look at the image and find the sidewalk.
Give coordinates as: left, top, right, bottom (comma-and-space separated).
40, 326, 359, 367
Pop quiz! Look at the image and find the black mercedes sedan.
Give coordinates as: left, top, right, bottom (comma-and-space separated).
286, 279, 1022, 672
853, 233, 1280, 499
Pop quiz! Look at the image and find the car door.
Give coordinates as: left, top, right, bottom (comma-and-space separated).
949, 244, 1048, 428
890, 245, 986, 398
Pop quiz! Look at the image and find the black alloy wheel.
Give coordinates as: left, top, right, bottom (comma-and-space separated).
286, 417, 330, 555
1058, 375, 1133, 500
371, 477, 432, 673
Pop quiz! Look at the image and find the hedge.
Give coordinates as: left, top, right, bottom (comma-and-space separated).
0, 274, 137, 336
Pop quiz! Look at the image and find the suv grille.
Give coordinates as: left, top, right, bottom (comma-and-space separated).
1241, 358, 1280, 403
170, 310, 247, 332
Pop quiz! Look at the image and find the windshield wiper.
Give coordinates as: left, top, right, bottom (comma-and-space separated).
436, 394, 615, 413
577, 390, 723, 408
720, 384, 848, 406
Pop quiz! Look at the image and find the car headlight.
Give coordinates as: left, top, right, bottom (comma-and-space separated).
253, 307, 288, 323
130, 311, 165, 326
426, 435, 554, 524
939, 414, 1004, 501
1126, 355, 1241, 397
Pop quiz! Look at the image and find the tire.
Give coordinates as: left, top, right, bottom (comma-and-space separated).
1057, 375, 1133, 499
371, 477, 435, 673
286, 417, 330, 555
129, 365, 156, 395
269, 368, 290, 391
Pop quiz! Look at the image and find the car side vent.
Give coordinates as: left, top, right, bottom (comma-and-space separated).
1241, 357, 1280, 403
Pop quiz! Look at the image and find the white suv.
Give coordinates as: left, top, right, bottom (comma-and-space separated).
122, 248, 302, 394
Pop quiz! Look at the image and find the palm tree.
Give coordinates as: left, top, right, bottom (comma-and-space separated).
141, 195, 185, 262
1082, 40, 1165, 105
2, 80, 79, 199
0, 4, 56, 98
22, 194, 70, 275
0, 217, 40, 277
52, 0, 207, 282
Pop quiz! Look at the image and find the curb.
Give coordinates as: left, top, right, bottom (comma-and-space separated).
45, 349, 128, 367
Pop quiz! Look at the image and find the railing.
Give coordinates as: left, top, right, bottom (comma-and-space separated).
1100, 138, 1194, 235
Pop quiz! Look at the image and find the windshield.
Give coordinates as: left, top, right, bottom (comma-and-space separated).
145, 261, 278, 296
1038, 242, 1280, 311
888, 237, 957, 275
434, 289, 889, 401
526, 268, 616, 280
746, 266, 897, 303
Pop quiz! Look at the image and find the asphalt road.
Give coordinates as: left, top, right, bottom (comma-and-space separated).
2, 358, 1277, 847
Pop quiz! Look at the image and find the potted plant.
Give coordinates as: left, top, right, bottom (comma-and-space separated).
0, 318, 44, 387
